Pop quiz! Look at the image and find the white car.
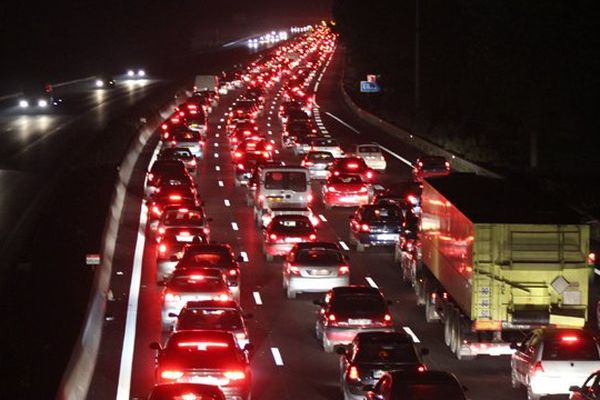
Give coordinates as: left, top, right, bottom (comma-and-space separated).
355, 144, 386, 171
310, 138, 343, 158
510, 328, 600, 400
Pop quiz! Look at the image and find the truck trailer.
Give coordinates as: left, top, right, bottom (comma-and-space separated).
398, 174, 591, 360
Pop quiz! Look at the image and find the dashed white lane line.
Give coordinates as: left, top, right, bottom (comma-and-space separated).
253, 291, 263, 305
214, 143, 219, 147
339, 240, 350, 251
215, 133, 220, 138
402, 327, 421, 343
231, 222, 239, 231
220, 118, 225, 122
214, 153, 219, 158
365, 276, 378, 288
215, 166, 221, 171
218, 180, 224, 187
324, 112, 361, 134
375, 143, 414, 168
271, 347, 284, 366
224, 199, 231, 207
319, 214, 328, 222
240, 251, 249, 262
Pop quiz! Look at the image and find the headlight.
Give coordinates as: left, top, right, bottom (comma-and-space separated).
95, 79, 104, 87
38, 99, 48, 107
137, 69, 145, 77
19, 100, 29, 108
127, 70, 134, 77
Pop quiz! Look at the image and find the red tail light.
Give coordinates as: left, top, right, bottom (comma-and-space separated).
359, 186, 368, 193
161, 123, 168, 130
366, 171, 373, 179
347, 365, 360, 381
228, 268, 238, 276
269, 233, 278, 241
561, 335, 579, 343
360, 224, 370, 232
224, 371, 246, 381
237, 163, 245, 170
152, 206, 162, 216
384, 313, 393, 323
160, 370, 183, 380
302, 160, 313, 166
307, 193, 313, 203
287, 264, 301, 275
417, 364, 427, 372
530, 361, 544, 376
213, 293, 232, 301
338, 265, 350, 275
309, 233, 317, 241
234, 151, 242, 158
169, 195, 182, 201
327, 186, 337, 193
347, 163, 358, 169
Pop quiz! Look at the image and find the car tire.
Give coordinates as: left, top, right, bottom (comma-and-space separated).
322, 336, 334, 353
324, 203, 332, 210
356, 242, 365, 252
286, 287, 296, 299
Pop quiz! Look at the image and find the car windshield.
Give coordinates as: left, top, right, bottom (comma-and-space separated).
542, 337, 600, 360
177, 309, 243, 331
392, 382, 465, 399
163, 209, 203, 226
331, 294, 386, 313
356, 342, 419, 364
168, 275, 225, 292
359, 146, 380, 153
264, 171, 307, 191
363, 207, 402, 221
295, 249, 343, 265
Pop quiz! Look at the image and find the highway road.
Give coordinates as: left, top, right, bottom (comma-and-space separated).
88, 40, 553, 400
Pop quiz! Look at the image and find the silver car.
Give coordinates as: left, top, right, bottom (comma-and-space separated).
283, 242, 350, 299
355, 144, 386, 171
164, 129, 204, 158
301, 151, 334, 180
158, 147, 198, 173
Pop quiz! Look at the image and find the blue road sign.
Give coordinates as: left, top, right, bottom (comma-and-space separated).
360, 81, 380, 93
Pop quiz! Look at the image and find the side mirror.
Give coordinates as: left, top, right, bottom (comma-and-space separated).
420, 347, 430, 356
569, 386, 582, 393
149, 342, 161, 351
168, 312, 179, 318
169, 255, 179, 262
335, 346, 347, 355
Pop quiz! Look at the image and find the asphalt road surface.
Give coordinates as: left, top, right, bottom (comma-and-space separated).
89, 45, 569, 400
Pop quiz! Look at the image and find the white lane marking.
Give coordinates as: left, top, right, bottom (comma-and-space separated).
231, 222, 239, 231
240, 251, 249, 262
375, 143, 414, 168
319, 214, 327, 222
224, 199, 231, 207
215, 166, 221, 171
253, 291, 263, 305
324, 112, 361, 134
217, 125, 222, 129
267, 123, 271, 127
220, 118, 224, 122
271, 347, 284, 366
365, 276, 378, 288
214, 153, 219, 158
115, 202, 148, 400
339, 241, 350, 251
215, 133, 220, 138
268, 130, 272, 135
269, 110, 273, 115
218, 180, 224, 187
214, 143, 219, 147
314, 81, 320, 91
402, 327, 421, 343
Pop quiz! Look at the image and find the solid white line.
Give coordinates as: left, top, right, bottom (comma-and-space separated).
218, 180, 224, 187
325, 112, 360, 134
224, 199, 231, 207
253, 291, 263, 305
319, 214, 328, 222
314, 81, 320, 91
231, 222, 239, 231
240, 251, 249, 262
215, 166, 221, 171
375, 143, 413, 167
402, 327, 421, 343
365, 276, 378, 288
339, 241, 350, 251
271, 347, 284, 366
115, 202, 148, 400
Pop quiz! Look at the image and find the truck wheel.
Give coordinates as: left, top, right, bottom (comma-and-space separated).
444, 310, 454, 347
425, 291, 438, 323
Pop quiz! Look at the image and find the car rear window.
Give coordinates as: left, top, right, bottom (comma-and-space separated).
168, 276, 225, 292
177, 309, 243, 331
543, 337, 600, 360
363, 207, 402, 221
359, 146, 380, 153
163, 210, 204, 226
264, 171, 307, 191
296, 249, 343, 265
330, 175, 363, 184
173, 131, 200, 141
308, 152, 334, 162
331, 294, 386, 313
356, 343, 419, 364
183, 249, 232, 266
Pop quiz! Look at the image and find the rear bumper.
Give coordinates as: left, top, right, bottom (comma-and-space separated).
264, 242, 296, 256
356, 233, 399, 246
324, 193, 369, 207
530, 375, 590, 396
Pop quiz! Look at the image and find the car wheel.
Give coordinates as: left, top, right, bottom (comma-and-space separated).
356, 242, 365, 252
324, 203, 332, 210
286, 287, 296, 299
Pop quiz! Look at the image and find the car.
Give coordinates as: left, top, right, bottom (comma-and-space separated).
278, 100, 303, 120
145, 159, 190, 198
233, 152, 271, 187
365, 370, 468, 400
322, 174, 371, 209
163, 129, 204, 159
147, 383, 226, 400
569, 369, 600, 399
314, 286, 394, 352
94, 74, 116, 88
156, 234, 190, 283
330, 157, 375, 183
228, 121, 259, 146
232, 138, 273, 160
174, 244, 243, 301
161, 267, 233, 331
17, 84, 62, 110
292, 132, 320, 156
338, 331, 429, 400
150, 330, 251, 400
412, 156, 451, 182
302, 151, 335, 180
510, 328, 600, 400
178, 102, 207, 135
262, 215, 317, 261
253, 166, 311, 217
310, 138, 343, 158
283, 242, 349, 299
188, 92, 213, 114
126, 68, 146, 78
155, 205, 211, 244
348, 204, 403, 252
282, 119, 317, 148
229, 100, 259, 120
355, 144, 386, 171
158, 147, 197, 174
371, 181, 422, 216
244, 161, 286, 207
148, 184, 199, 221
171, 300, 252, 349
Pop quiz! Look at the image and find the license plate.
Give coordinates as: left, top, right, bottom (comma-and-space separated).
311, 269, 330, 276
176, 235, 194, 242
341, 196, 356, 202
268, 197, 284, 203
377, 234, 398, 241
372, 370, 384, 378
285, 237, 302, 243
190, 376, 223, 385
348, 318, 372, 325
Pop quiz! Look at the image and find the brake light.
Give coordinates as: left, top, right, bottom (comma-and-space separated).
407, 194, 418, 204
588, 252, 596, 266
224, 371, 246, 381
179, 231, 190, 236
417, 364, 427, 372
302, 160, 313, 166
228, 269, 238, 276
169, 194, 182, 201
384, 314, 392, 322
152, 206, 162, 216
188, 274, 204, 280
262, 151, 270, 158
530, 361, 544, 376
213, 293, 232, 301
360, 224, 370, 232
347, 163, 358, 169
287, 264, 301, 275
161, 123, 168, 130
561, 335, 579, 343
309, 233, 317, 240
237, 163, 245, 170
164, 292, 181, 302
328, 314, 336, 322
445, 161, 451, 169
203, 227, 210, 235
366, 171, 373, 179
269, 233, 278, 241
347, 365, 359, 381
307, 193, 313, 203
338, 265, 350, 275
161, 370, 184, 380
234, 151, 242, 158
178, 341, 228, 349
159, 244, 167, 254
327, 186, 337, 193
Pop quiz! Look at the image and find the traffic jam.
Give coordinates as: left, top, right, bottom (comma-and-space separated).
134, 25, 598, 400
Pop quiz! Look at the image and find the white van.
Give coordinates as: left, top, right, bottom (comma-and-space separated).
253, 166, 311, 222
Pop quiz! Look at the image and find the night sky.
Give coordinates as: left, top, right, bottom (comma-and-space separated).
0, 0, 332, 92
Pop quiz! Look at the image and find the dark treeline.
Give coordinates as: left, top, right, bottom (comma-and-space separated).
333, 0, 600, 173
